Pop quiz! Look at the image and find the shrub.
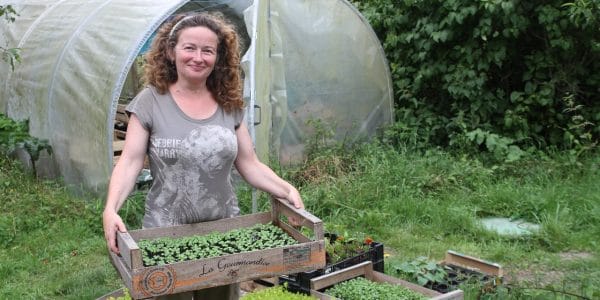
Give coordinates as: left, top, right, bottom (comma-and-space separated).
352, 0, 599, 159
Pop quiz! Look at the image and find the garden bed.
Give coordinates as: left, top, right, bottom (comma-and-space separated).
109, 198, 326, 299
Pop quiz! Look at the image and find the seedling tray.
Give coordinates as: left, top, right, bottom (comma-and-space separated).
309, 261, 464, 300
109, 198, 325, 299
433, 250, 503, 293
279, 233, 384, 294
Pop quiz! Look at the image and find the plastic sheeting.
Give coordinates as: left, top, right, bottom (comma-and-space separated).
0, 0, 393, 193
269, 0, 394, 163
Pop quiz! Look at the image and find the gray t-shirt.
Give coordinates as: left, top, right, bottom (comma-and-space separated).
126, 86, 244, 228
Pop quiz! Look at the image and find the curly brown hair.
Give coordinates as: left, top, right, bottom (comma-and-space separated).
143, 12, 244, 112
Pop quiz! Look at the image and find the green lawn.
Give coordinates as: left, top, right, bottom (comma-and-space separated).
1, 143, 598, 299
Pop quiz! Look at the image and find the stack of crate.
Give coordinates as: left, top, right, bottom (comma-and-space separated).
113, 104, 128, 167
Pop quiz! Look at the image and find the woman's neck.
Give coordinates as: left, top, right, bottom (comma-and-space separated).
171, 82, 212, 98
172, 80, 209, 95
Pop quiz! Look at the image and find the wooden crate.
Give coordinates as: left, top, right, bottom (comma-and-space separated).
309, 261, 464, 300
109, 198, 325, 299
441, 250, 503, 277
433, 250, 503, 293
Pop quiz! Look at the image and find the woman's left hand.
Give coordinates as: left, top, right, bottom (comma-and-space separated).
285, 187, 305, 226
286, 187, 304, 210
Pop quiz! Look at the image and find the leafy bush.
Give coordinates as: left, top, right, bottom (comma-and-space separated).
394, 256, 448, 287
352, 0, 599, 159
0, 114, 52, 175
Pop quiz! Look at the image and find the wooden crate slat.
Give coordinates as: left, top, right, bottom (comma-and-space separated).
113, 140, 125, 154
310, 261, 369, 291
128, 212, 272, 240
115, 113, 129, 124
117, 231, 142, 269
109, 251, 134, 292
117, 104, 128, 114
270, 197, 324, 240
114, 129, 127, 140
278, 221, 311, 243
442, 250, 503, 277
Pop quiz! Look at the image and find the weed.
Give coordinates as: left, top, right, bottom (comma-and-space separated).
0, 114, 52, 175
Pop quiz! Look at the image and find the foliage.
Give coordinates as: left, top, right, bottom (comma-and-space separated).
325, 277, 427, 300
393, 256, 448, 287
138, 223, 297, 267
325, 232, 373, 265
351, 0, 600, 160
241, 285, 317, 300
105, 288, 132, 300
0, 114, 52, 175
0, 4, 21, 71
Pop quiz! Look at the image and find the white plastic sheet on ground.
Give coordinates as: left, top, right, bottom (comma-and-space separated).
0, 0, 393, 193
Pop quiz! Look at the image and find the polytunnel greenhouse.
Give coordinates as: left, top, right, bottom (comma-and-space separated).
0, 0, 394, 193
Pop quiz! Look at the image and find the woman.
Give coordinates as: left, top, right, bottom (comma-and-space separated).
102, 12, 304, 299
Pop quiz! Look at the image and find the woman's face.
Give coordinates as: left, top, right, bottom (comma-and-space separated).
173, 26, 218, 84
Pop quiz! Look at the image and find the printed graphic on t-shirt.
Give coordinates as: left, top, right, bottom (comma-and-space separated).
145, 125, 238, 227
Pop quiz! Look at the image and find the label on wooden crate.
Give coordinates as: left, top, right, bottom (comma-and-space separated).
208, 257, 271, 278
140, 266, 177, 297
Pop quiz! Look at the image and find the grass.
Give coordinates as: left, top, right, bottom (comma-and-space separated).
293, 143, 599, 299
1, 141, 598, 299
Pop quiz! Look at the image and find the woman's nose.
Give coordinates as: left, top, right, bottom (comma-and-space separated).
192, 50, 205, 60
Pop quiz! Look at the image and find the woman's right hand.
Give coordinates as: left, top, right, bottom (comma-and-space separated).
102, 210, 127, 254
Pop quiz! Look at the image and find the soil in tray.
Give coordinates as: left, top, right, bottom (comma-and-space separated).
138, 223, 297, 267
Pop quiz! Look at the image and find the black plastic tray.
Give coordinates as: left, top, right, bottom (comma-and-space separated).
278, 233, 384, 294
